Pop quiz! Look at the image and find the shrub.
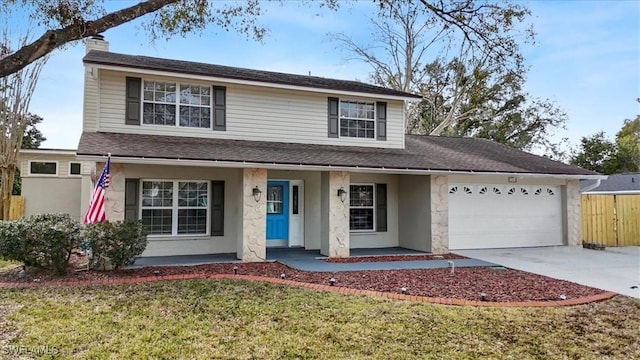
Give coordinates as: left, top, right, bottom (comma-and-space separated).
84, 220, 148, 270
21, 214, 82, 275
0, 220, 26, 263
0, 214, 82, 274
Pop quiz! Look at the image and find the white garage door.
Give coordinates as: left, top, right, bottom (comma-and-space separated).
448, 184, 563, 250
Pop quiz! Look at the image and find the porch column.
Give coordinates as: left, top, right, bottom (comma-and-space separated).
320, 171, 350, 257
237, 168, 267, 262
565, 179, 582, 246
104, 162, 125, 222
430, 175, 449, 254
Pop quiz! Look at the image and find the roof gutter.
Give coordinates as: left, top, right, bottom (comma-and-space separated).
84, 63, 421, 102
75, 154, 606, 180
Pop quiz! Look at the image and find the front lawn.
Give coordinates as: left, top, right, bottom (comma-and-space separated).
1, 279, 638, 359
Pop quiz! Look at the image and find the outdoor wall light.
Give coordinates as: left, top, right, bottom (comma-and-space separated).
401, 287, 407, 295
480, 292, 487, 301
280, 273, 286, 280
337, 187, 347, 203
329, 278, 336, 286
233, 266, 238, 275
252, 186, 262, 202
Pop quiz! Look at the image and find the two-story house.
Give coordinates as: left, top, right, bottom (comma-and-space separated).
67, 36, 601, 261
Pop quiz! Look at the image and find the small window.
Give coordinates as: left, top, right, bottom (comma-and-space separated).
547, 188, 555, 196
29, 161, 57, 175
449, 186, 458, 194
492, 187, 502, 195
507, 187, 516, 195
479, 186, 488, 194
534, 188, 542, 195
69, 162, 81, 175
463, 186, 472, 194
520, 187, 529, 195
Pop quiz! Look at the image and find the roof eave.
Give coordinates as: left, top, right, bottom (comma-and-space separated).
75, 153, 604, 179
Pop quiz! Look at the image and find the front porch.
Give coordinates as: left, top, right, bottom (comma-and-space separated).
101, 162, 450, 261
130, 247, 497, 271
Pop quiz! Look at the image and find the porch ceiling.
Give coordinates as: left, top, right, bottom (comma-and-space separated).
77, 131, 596, 176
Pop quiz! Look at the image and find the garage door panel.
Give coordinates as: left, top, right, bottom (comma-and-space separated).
449, 184, 563, 250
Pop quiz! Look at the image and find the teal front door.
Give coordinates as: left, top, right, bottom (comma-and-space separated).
266, 181, 289, 242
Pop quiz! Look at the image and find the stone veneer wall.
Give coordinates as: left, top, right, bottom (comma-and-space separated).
327, 171, 350, 257
430, 175, 449, 254
104, 162, 125, 222
238, 168, 267, 262
565, 179, 582, 246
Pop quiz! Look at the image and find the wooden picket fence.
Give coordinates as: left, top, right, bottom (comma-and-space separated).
8, 195, 24, 220
581, 194, 640, 246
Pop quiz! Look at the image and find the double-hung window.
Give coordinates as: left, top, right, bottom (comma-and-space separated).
142, 81, 211, 128
340, 100, 375, 138
349, 184, 375, 231
141, 180, 209, 236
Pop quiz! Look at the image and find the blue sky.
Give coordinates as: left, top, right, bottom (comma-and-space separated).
20, 0, 640, 152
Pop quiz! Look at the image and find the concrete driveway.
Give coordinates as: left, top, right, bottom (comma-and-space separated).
454, 246, 640, 299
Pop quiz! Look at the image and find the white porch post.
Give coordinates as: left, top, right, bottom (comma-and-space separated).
565, 179, 582, 246
320, 171, 350, 257
237, 168, 267, 262
430, 175, 449, 254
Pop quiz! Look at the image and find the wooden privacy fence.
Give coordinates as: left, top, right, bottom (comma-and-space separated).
581, 194, 640, 246
7, 195, 25, 220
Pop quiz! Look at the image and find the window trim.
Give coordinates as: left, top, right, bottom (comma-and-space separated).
349, 183, 376, 233
338, 99, 376, 140
139, 179, 211, 237
140, 79, 213, 130
69, 162, 82, 176
28, 160, 58, 176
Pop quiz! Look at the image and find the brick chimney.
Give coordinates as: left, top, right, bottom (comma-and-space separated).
85, 34, 109, 54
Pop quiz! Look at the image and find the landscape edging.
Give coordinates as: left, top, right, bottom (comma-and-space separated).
0, 273, 617, 307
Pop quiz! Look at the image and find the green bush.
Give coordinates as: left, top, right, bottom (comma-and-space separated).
22, 214, 82, 275
0, 214, 82, 275
0, 220, 26, 264
84, 220, 148, 270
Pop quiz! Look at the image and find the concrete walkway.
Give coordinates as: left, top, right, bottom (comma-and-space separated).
278, 258, 495, 272
131, 247, 497, 272
455, 246, 640, 299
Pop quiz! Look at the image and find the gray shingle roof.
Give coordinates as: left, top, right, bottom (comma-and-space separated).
77, 132, 596, 176
581, 173, 640, 192
83, 50, 421, 99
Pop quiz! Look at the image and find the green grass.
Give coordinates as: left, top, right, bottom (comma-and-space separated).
0, 279, 638, 359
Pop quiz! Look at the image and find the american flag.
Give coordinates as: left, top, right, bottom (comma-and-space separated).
83, 156, 111, 224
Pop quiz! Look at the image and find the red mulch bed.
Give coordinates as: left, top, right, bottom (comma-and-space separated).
324, 254, 466, 263
0, 256, 606, 302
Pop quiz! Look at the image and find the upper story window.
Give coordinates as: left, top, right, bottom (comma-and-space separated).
340, 100, 375, 139
142, 81, 211, 129
29, 161, 57, 175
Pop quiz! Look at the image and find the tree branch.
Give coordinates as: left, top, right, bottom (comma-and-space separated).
0, 0, 179, 77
